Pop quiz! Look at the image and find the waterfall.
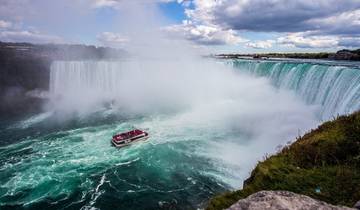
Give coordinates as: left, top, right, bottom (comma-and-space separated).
49, 61, 137, 112
50, 61, 132, 95
230, 60, 360, 120
50, 60, 360, 119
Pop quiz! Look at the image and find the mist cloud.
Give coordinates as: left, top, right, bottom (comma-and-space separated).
31, 0, 319, 188
97, 32, 128, 47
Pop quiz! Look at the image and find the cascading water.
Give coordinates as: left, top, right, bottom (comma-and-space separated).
50, 61, 136, 96
49, 61, 131, 112
229, 59, 360, 120
0, 58, 321, 209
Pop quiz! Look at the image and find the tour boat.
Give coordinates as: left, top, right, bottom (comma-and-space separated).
112, 129, 149, 148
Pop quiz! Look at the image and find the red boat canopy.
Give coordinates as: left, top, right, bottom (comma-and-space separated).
113, 129, 145, 141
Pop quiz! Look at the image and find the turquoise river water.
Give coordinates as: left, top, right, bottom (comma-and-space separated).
0, 59, 359, 210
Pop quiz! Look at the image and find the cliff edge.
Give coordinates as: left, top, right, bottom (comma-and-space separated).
207, 111, 360, 210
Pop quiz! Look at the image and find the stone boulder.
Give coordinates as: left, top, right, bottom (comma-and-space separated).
354, 200, 360, 209
227, 191, 354, 210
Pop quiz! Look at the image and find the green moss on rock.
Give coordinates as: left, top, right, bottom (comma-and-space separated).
207, 111, 360, 210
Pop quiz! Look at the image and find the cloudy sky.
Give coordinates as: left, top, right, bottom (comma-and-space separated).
1, 0, 360, 53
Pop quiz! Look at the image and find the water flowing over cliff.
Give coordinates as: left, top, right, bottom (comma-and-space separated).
1, 58, 358, 209
50, 59, 360, 120
229, 60, 360, 120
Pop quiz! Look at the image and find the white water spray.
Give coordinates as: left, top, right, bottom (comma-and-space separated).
45, 1, 321, 187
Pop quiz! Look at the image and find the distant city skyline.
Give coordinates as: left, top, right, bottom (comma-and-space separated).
0, 0, 359, 53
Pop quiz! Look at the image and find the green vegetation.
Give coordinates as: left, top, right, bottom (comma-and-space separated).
207, 111, 360, 210
216, 48, 360, 60
260, 52, 331, 59
216, 52, 332, 59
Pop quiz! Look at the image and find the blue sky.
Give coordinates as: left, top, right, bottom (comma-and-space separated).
159, 1, 187, 23
0, 0, 360, 53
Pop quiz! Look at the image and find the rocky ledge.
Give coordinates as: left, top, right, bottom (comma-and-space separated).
227, 191, 355, 210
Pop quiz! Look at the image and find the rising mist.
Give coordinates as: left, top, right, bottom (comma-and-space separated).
45, 1, 318, 187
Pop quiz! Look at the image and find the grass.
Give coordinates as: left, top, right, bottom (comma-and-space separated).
206, 111, 360, 210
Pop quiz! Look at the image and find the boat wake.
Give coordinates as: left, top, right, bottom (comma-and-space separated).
81, 174, 107, 210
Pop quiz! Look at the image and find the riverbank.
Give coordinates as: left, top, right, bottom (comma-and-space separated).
207, 111, 360, 210
216, 49, 360, 61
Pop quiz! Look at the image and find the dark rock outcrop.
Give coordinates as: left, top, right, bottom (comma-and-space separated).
329, 49, 360, 61
227, 191, 354, 210
0, 41, 126, 119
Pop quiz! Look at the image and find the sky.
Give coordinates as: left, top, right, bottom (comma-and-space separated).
0, 0, 360, 53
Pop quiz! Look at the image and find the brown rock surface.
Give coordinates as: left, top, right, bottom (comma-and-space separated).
227, 191, 354, 210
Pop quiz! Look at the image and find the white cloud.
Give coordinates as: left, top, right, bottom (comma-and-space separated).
1, 0, 359, 49
187, 0, 360, 33
92, 0, 119, 8
97, 32, 128, 47
277, 33, 339, 48
180, 0, 360, 48
0, 30, 62, 43
91, 0, 185, 8
184, 0, 219, 24
246, 40, 274, 49
166, 20, 247, 45
0, 20, 12, 29
307, 9, 360, 36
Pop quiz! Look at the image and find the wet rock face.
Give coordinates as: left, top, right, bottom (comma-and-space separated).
0, 41, 126, 118
227, 191, 355, 210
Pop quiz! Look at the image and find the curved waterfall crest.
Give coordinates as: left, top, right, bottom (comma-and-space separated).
230, 60, 360, 119
49, 60, 360, 120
